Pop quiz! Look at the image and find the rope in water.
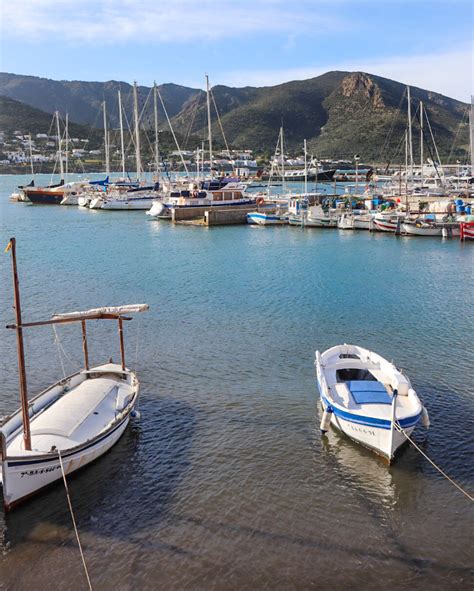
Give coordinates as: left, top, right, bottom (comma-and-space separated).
394, 423, 473, 502
58, 450, 93, 590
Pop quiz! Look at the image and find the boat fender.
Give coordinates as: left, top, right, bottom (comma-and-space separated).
256, 197, 265, 206
320, 406, 333, 433
421, 406, 430, 429
131, 409, 141, 419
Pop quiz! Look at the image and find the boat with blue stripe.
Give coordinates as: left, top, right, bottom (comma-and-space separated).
315, 344, 429, 462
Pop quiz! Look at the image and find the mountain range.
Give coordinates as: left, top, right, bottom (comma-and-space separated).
0, 71, 469, 161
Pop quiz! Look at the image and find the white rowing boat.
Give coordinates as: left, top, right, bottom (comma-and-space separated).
315, 344, 429, 462
0, 238, 149, 511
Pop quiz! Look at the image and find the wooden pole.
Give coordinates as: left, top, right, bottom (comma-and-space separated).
118, 317, 126, 370
81, 320, 89, 371
9, 238, 32, 451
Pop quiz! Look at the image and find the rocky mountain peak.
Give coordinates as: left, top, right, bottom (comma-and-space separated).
340, 73, 384, 109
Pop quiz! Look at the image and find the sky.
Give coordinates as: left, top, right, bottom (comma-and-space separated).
0, 0, 472, 101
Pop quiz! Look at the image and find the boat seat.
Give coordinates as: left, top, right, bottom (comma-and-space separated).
347, 381, 392, 405
30, 380, 119, 440
325, 359, 381, 372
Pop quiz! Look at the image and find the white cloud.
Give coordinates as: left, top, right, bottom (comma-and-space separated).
218, 46, 473, 101
1, 0, 346, 42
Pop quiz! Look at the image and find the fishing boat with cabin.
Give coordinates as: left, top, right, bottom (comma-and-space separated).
315, 344, 429, 462
0, 238, 148, 511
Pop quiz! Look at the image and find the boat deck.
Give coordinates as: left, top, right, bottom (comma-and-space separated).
8, 371, 133, 455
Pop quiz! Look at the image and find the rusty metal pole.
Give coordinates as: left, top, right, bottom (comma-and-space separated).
118, 317, 126, 370
81, 320, 89, 371
9, 238, 32, 451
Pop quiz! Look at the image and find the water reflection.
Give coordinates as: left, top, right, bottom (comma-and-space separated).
1, 396, 198, 553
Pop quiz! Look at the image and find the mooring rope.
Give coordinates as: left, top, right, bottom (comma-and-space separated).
394, 423, 473, 502
58, 450, 93, 590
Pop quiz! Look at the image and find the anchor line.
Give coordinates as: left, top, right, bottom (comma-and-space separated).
58, 450, 93, 590
394, 423, 473, 502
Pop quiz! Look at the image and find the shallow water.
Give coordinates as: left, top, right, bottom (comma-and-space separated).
0, 174, 473, 590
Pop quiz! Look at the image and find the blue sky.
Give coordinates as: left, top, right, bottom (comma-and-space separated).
1, 0, 472, 100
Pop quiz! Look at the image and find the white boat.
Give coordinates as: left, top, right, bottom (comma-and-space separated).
315, 344, 429, 462
247, 206, 289, 225
0, 238, 149, 511
59, 181, 92, 205
402, 218, 460, 237
373, 212, 405, 232
338, 210, 374, 230
96, 183, 161, 210
78, 194, 92, 207
295, 204, 339, 227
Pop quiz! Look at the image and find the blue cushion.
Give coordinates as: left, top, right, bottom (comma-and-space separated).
347, 380, 392, 404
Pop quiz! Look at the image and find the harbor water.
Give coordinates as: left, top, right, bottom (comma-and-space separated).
0, 174, 473, 590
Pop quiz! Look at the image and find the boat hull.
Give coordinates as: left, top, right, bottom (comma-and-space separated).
320, 398, 416, 461
1, 416, 130, 511
101, 197, 156, 210
461, 223, 474, 240
148, 199, 257, 219
402, 223, 460, 237
0, 365, 139, 511
305, 217, 338, 227
247, 212, 288, 225
373, 219, 398, 232
24, 190, 65, 205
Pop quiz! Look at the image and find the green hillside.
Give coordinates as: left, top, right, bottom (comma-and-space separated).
172, 72, 470, 161
0, 71, 470, 162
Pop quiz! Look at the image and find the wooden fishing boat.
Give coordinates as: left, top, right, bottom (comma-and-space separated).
373, 212, 405, 232
402, 218, 460, 237
0, 238, 148, 511
460, 220, 474, 240
315, 344, 429, 462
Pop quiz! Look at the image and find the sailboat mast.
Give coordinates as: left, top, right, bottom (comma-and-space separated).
196, 146, 200, 184
8, 238, 32, 451
118, 89, 126, 177
201, 140, 205, 181
206, 74, 213, 178
153, 82, 160, 177
470, 95, 474, 176
65, 113, 69, 181
420, 101, 424, 185
407, 86, 414, 179
281, 127, 285, 193
55, 111, 64, 181
133, 81, 142, 180
404, 130, 409, 211
304, 139, 308, 195
103, 101, 110, 175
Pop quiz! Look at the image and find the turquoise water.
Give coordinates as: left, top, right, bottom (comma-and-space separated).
0, 174, 473, 590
